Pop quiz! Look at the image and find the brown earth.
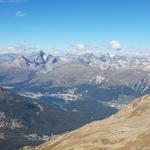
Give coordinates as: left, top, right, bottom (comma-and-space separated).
25, 95, 150, 150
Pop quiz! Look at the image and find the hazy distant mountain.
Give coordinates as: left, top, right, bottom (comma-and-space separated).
0, 53, 17, 63
26, 95, 150, 150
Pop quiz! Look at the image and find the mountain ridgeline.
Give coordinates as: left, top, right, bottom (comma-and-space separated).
0, 51, 150, 105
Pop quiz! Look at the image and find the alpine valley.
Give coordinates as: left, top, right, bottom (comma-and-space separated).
0, 50, 150, 150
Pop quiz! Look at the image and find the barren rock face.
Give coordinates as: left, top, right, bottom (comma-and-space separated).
29, 95, 150, 150
0, 111, 24, 129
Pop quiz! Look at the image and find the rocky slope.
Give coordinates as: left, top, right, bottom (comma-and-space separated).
28, 95, 150, 150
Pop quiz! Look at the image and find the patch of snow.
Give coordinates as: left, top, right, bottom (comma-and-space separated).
50, 88, 82, 101
95, 75, 105, 84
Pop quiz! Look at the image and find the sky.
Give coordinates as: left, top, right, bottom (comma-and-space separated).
0, 0, 150, 54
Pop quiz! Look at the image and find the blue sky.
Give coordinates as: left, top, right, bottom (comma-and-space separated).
0, 0, 150, 53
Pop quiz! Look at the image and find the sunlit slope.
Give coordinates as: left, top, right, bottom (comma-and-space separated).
29, 95, 150, 150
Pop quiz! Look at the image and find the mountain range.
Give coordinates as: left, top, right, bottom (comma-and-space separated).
0, 50, 150, 150
0, 51, 150, 106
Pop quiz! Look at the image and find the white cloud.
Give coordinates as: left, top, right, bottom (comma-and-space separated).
0, 0, 26, 3
16, 11, 27, 17
0, 45, 37, 54
108, 40, 122, 51
125, 47, 150, 56
71, 43, 97, 51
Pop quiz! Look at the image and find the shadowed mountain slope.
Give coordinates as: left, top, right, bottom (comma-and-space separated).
0, 87, 117, 150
